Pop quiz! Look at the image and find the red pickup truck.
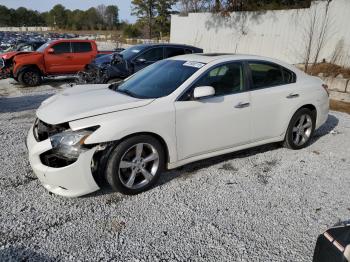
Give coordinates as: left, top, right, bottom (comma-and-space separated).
0, 39, 112, 86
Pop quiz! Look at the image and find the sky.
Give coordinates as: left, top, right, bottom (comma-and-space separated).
0, 0, 136, 22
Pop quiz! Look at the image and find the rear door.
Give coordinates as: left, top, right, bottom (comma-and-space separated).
247, 60, 299, 141
132, 47, 164, 72
45, 42, 74, 74
70, 42, 95, 71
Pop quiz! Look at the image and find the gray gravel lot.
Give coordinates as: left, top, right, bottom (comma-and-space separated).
0, 79, 349, 261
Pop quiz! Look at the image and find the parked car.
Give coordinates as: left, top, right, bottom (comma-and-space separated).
77, 43, 203, 84
0, 39, 113, 86
313, 221, 350, 262
27, 54, 329, 197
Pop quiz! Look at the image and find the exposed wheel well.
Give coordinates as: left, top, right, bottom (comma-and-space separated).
298, 104, 317, 120
16, 65, 42, 77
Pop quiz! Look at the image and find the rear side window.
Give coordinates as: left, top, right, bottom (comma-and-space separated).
72, 42, 92, 53
185, 49, 194, 54
165, 47, 185, 58
248, 62, 295, 89
52, 42, 71, 54
282, 68, 296, 83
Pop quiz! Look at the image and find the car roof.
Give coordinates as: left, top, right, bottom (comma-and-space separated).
133, 43, 200, 49
168, 53, 301, 73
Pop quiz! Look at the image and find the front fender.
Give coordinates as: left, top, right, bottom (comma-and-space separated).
68, 103, 177, 163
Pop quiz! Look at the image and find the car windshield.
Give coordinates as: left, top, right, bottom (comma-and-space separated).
119, 46, 143, 60
36, 41, 51, 53
112, 60, 201, 99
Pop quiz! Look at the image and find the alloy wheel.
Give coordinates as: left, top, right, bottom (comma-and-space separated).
292, 114, 313, 146
118, 143, 159, 189
23, 71, 39, 86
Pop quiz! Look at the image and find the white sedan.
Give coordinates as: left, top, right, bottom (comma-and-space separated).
27, 54, 329, 197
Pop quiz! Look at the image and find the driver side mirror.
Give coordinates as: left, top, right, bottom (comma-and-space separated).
193, 86, 215, 99
47, 48, 54, 54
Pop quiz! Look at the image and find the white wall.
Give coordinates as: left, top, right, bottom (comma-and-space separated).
0, 27, 52, 32
170, 0, 350, 66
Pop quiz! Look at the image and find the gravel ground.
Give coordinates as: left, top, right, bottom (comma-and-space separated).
0, 79, 349, 261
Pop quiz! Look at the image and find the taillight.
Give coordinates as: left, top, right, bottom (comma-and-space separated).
322, 84, 329, 97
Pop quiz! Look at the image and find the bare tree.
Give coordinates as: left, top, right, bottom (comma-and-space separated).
303, 7, 317, 72
330, 39, 345, 65
303, 0, 333, 72
312, 0, 332, 65
178, 0, 213, 14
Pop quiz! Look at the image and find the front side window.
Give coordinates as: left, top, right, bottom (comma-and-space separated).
72, 42, 92, 53
248, 62, 284, 89
114, 60, 200, 99
52, 42, 71, 54
137, 47, 163, 62
193, 62, 244, 96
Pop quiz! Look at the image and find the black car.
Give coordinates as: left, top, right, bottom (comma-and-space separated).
79, 43, 203, 84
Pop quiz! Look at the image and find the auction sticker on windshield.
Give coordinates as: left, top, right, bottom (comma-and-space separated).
183, 61, 205, 68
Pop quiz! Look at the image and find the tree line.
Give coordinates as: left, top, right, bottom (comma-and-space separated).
0, 4, 119, 30
0, 0, 316, 39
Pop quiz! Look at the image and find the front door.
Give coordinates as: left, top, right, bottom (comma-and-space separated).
45, 42, 74, 74
175, 62, 252, 160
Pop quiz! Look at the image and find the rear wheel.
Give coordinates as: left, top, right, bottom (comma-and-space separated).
18, 68, 42, 87
284, 108, 316, 149
105, 135, 165, 195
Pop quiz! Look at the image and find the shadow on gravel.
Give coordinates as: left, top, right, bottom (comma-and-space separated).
11, 77, 76, 89
310, 114, 339, 145
0, 94, 51, 113
42, 77, 76, 88
0, 246, 53, 262
158, 142, 281, 186
158, 114, 339, 186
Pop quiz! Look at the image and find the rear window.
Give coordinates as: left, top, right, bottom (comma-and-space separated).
72, 42, 92, 53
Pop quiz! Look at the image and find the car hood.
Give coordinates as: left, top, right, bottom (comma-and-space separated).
36, 84, 154, 125
0, 51, 34, 60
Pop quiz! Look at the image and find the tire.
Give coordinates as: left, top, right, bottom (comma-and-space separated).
18, 68, 42, 87
284, 108, 316, 150
105, 135, 165, 195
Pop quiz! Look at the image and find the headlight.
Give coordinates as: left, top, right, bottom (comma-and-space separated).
50, 130, 93, 159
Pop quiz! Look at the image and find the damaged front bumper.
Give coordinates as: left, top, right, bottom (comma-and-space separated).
0, 58, 12, 79
26, 124, 100, 197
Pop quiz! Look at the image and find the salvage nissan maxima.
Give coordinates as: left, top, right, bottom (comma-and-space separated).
27, 54, 329, 197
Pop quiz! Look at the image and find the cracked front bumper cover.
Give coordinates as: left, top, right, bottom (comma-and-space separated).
26, 125, 100, 197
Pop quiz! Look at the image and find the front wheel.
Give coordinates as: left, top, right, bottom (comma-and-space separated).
18, 68, 42, 87
105, 135, 165, 195
284, 108, 316, 150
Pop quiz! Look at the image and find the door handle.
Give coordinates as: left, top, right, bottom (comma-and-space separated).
234, 102, 250, 108
286, 93, 299, 99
